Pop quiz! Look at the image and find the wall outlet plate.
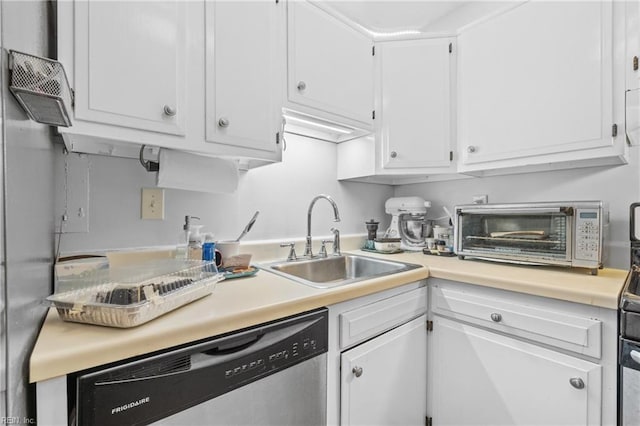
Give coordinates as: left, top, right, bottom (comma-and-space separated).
141, 188, 164, 220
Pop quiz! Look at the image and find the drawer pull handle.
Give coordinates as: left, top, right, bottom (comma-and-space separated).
569, 377, 585, 389
352, 366, 363, 378
490, 313, 502, 322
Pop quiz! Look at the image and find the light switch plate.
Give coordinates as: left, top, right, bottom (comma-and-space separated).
141, 188, 164, 220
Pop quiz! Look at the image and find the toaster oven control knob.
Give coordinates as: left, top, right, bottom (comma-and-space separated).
569, 377, 585, 390
467, 146, 477, 154
218, 117, 230, 128
390, 151, 398, 159
163, 105, 176, 117
352, 366, 363, 378
297, 81, 306, 91
490, 313, 502, 323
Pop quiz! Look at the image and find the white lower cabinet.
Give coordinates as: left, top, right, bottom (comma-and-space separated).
427, 279, 618, 426
326, 282, 427, 426
340, 315, 427, 426
430, 316, 601, 426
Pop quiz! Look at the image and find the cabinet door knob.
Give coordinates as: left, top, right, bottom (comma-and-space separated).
390, 151, 398, 159
467, 146, 477, 154
218, 117, 230, 128
569, 377, 585, 389
163, 105, 176, 117
297, 81, 307, 91
490, 313, 502, 322
352, 366, 363, 378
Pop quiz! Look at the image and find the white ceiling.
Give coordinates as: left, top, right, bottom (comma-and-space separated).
322, 1, 469, 34
318, 1, 519, 37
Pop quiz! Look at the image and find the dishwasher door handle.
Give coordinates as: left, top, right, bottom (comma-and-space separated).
190, 317, 320, 370
631, 350, 640, 365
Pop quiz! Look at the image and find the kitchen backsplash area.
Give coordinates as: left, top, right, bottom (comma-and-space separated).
54, 130, 640, 270
395, 146, 640, 270
54, 133, 394, 255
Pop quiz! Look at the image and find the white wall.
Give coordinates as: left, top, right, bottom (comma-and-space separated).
2, 1, 56, 420
56, 132, 640, 271
395, 147, 640, 270
56, 133, 394, 254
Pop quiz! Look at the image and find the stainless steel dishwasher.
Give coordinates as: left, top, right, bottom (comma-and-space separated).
68, 309, 328, 426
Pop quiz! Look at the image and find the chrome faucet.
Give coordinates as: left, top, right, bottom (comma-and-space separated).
304, 194, 341, 258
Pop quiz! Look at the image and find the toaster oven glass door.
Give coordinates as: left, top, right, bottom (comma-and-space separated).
458, 211, 570, 262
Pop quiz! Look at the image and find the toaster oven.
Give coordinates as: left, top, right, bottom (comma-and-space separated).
454, 201, 607, 274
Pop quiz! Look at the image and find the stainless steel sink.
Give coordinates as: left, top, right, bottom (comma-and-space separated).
259, 254, 421, 289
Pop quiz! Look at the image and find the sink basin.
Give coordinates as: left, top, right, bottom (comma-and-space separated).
259, 254, 421, 289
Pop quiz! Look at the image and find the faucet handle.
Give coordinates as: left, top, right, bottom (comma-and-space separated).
280, 242, 298, 261
320, 239, 333, 258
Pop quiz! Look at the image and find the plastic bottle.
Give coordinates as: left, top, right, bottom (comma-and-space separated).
188, 225, 204, 260
202, 233, 216, 262
176, 215, 200, 260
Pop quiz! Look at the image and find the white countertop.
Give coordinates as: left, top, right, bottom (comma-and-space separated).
30, 249, 627, 383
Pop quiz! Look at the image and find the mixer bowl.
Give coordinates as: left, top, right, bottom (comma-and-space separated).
400, 214, 427, 246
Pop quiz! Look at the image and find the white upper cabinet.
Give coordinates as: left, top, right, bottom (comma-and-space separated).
458, 1, 624, 174
287, 1, 374, 128
337, 37, 457, 185
378, 38, 454, 170
57, 0, 284, 168
205, 1, 284, 157
73, 1, 186, 136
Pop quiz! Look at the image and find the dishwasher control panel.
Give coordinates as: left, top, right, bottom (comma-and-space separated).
223, 331, 322, 380
72, 309, 328, 426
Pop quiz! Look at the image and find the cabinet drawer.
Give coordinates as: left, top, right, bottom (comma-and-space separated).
340, 287, 426, 350
432, 285, 602, 358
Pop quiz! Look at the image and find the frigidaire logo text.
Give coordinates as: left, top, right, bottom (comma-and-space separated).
111, 397, 150, 415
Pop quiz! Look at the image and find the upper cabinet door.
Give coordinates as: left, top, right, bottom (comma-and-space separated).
73, 1, 186, 135
205, 1, 284, 154
378, 38, 454, 170
288, 1, 374, 126
459, 1, 613, 167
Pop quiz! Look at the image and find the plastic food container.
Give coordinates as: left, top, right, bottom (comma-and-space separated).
46, 259, 224, 328
374, 238, 402, 251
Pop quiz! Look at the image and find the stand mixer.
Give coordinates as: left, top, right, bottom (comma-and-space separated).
384, 197, 432, 251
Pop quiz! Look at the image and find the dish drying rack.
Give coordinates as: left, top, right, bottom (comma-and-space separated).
47, 259, 224, 328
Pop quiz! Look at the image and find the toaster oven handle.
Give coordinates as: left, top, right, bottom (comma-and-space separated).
457, 207, 574, 215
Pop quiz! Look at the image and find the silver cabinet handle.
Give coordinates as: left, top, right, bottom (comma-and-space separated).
490, 313, 502, 322
390, 151, 398, 159
569, 377, 585, 389
163, 105, 176, 116
352, 366, 363, 378
297, 81, 306, 91
218, 117, 230, 128
467, 146, 477, 153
